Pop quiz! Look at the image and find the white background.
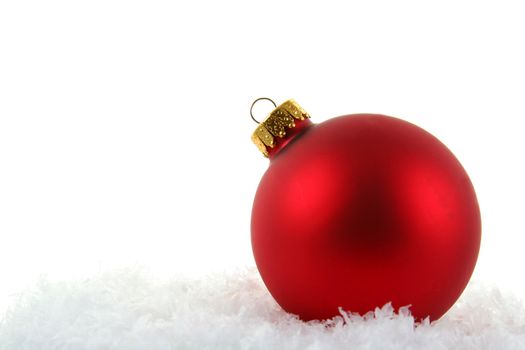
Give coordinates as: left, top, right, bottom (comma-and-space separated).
1, 1, 524, 312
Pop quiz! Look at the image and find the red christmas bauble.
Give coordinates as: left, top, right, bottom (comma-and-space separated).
251, 99, 481, 322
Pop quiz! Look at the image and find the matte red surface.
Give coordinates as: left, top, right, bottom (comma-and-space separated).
251, 114, 481, 321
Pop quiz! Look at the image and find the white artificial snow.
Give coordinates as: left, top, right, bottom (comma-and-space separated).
0, 267, 524, 350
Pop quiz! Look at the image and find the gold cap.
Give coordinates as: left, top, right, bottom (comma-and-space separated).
251, 99, 311, 157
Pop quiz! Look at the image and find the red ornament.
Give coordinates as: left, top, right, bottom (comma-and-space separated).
250, 99, 481, 322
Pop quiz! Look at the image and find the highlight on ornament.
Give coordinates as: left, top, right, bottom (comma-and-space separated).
249, 98, 481, 322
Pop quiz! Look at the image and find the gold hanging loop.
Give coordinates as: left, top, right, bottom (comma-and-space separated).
250, 97, 277, 124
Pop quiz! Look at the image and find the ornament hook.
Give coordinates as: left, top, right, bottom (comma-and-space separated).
250, 97, 277, 124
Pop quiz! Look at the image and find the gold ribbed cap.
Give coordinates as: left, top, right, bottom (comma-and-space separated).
251, 99, 311, 157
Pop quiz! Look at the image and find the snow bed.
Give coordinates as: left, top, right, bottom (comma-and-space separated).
1, 267, 524, 350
